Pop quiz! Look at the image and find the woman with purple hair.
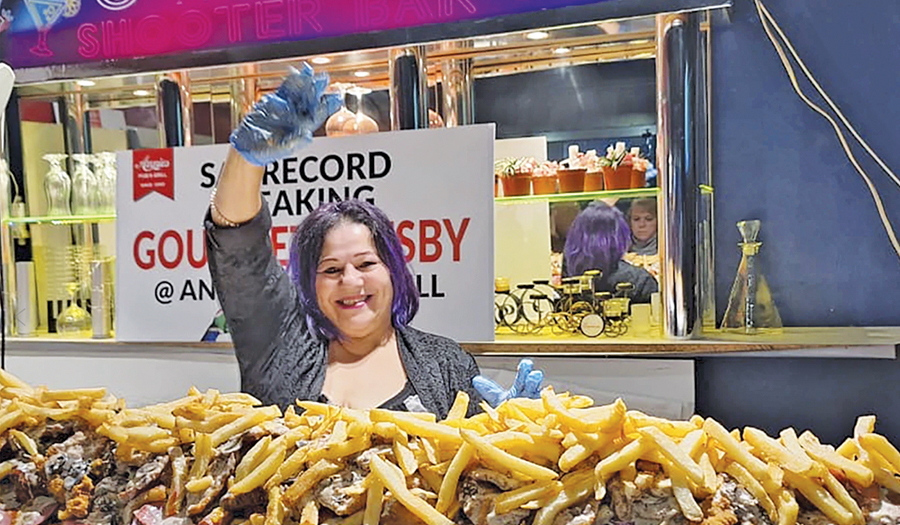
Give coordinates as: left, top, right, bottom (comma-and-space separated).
563, 201, 658, 303
204, 65, 542, 417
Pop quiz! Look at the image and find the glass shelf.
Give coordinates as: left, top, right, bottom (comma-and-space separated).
2, 214, 117, 225
495, 187, 660, 205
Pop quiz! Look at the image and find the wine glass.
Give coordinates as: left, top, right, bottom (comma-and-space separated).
42, 153, 71, 216
325, 83, 357, 137
58, 282, 91, 335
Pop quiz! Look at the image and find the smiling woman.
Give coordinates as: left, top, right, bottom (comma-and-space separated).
204, 64, 544, 417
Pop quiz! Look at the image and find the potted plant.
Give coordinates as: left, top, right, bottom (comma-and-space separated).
601, 142, 632, 190
495, 157, 535, 197
531, 161, 559, 195
582, 150, 605, 192
558, 146, 586, 194
630, 147, 651, 188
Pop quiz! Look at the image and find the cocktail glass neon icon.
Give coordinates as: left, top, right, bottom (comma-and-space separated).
24, 0, 67, 57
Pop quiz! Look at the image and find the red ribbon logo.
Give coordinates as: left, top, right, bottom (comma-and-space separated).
133, 149, 175, 201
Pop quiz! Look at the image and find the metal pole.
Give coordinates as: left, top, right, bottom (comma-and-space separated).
389, 47, 429, 130
656, 12, 702, 338
440, 58, 474, 127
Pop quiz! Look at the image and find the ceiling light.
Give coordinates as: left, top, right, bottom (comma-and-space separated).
525, 31, 550, 40
311, 56, 331, 65
133, 89, 151, 97
554, 47, 572, 54
76, 80, 96, 87
353, 70, 370, 78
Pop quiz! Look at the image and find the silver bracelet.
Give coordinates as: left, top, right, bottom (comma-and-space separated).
209, 186, 241, 228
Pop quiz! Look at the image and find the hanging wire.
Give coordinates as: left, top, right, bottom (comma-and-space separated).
753, 0, 900, 263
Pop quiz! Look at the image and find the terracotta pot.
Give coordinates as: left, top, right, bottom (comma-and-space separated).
631, 168, 647, 189
501, 174, 532, 197
603, 165, 632, 190
532, 176, 558, 195
494, 176, 499, 197
557, 168, 586, 194
584, 170, 605, 192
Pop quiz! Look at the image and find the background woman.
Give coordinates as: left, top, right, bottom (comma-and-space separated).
563, 201, 658, 303
205, 65, 541, 417
623, 198, 660, 280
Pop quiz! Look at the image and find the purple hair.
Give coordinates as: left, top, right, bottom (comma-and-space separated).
287, 200, 419, 341
563, 201, 631, 277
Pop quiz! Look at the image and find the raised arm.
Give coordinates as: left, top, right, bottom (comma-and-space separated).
205, 65, 341, 398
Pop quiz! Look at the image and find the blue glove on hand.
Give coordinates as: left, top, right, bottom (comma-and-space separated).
230, 63, 342, 166
472, 358, 544, 408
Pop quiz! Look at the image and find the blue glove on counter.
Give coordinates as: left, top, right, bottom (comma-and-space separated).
230, 63, 342, 166
473, 358, 544, 408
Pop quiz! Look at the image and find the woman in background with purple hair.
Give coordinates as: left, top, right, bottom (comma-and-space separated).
563, 201, 658, 303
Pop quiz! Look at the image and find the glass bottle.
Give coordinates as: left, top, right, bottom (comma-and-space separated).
42, 153, 72, 216
721, 220, 783, 334
71, 153, 102, 215
325, 84, 357, 137
346, 86, 379, 135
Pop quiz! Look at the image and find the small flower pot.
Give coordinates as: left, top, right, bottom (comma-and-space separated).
532, 176, 558, 195
584, 170, 605, 192
603, 165, 632, 190
557, 168, 586, 194
501, 174, 532, 197
631, 168, 647, 189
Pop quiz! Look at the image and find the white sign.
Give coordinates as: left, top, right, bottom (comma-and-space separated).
116, 125, 496, 343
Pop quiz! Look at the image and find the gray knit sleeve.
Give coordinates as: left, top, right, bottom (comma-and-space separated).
205, 202, 326, 409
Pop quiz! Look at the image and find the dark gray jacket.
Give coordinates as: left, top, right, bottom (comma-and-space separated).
204, 202, 483, 418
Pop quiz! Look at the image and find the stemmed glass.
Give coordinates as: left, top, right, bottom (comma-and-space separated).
58, 282, 91, 335
42, 153, 71, 216
71, 153, 102, 215
325, 83, 357, 137
345, 86, 379, 135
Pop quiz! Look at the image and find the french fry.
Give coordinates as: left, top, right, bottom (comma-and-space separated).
40, 387, 106, 402
670, 468, 703, 522
363, 477, 384, 525
858, 433, 900, 474
369, 455, 454, 525
300, 496, 319, 525
283, 460, 343, 507
394, 439, 419, 476
265, 486, 286, 525
628, 411, 699, 439
229, 444, 286, 495
595, 437, 647, 485
267, 443, 311, 489
460, 429, 558, 481
437, 443, 474, 514
210, 405, 281, 448
0, 407, 25, 435
864, 449, 900, 494
186, 476, 213, 493
494, 481, 562, 514
0, 369, 31, 390
704, 419, 768, 479
854, 416, 876, 437
821, 470, 864, 525
784, 470, 854, 525
836, 438, 859, 459
744, 427, 815, 475
533, 469, 594, 525
697, 452, 718, 495
638, 427, 704, 486
370, 410, 461, 446
724, 461, 777, 521
798, 431, 874, 487
8, 429, 39, 456
442, 392, 469, 424
307, 436, 371, 465
776, 488, 799, 525
189, 433, 213, 480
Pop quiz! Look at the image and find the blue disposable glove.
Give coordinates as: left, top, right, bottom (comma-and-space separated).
230, 63, 342, 166
472, 358, 544, 408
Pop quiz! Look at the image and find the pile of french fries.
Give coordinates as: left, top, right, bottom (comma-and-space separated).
1, 368, 899, 525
